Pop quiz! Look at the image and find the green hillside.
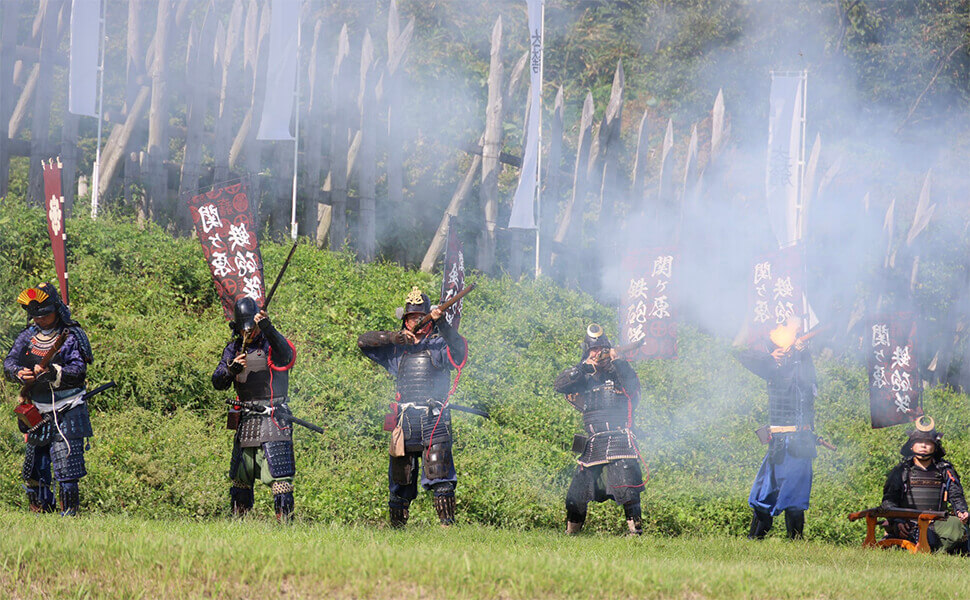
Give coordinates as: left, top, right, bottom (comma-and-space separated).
2, 199, 969, 542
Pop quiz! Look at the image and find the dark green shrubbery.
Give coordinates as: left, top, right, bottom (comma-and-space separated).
1, 197, 967, 542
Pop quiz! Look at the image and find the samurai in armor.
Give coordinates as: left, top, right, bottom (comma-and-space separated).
881, 423, 969, 553
358, 286, 468, 528
554, 324, 645, 535
736, 321, 817, 540
212, 297, 297, 521
3, 283, 94, 515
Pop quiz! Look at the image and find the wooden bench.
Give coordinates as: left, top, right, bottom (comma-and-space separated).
848, 507, 948, 554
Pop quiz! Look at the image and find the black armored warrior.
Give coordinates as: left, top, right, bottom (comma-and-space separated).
212, 297, 297, 521
3, 283, 94, 515
881, 422, 969, 553
554, 324, 645, 535
358, 286, 468, 528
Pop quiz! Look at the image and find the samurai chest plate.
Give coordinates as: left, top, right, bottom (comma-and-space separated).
397, 350, 450, 404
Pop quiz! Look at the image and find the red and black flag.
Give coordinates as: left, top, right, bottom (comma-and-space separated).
42, 158, 69, 304
619, 247, 677, 360
186, 179, 265, 320
439, 225, 465, 331
745, 244, 805, 345
868, 313, 922, 429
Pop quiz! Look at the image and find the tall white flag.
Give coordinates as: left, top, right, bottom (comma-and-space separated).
765, 72, 805, 247
69, 0, 100, 117
257, 0, 299, 140
508, 0, 544, 230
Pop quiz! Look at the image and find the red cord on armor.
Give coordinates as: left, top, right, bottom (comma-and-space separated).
428, 337, 468, 446
618, 387, 649, 482
268, 404, 290, 432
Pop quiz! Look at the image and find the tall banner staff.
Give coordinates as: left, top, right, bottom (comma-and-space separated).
508, 0, 544, 276
68, 0, 107, 218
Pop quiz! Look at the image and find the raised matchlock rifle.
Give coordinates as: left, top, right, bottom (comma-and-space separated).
408, 282, 477, 334
240, 240, 299, 351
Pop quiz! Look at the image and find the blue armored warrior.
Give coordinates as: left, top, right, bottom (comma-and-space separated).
554, 324, 645, 535
4, 283, 94, 515
736, 326, 817, 540
358, 286, 468, 527
213, 297, 297, 520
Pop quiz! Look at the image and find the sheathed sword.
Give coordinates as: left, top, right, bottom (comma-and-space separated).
447, 403, 489, 419
227, 399, 325, 434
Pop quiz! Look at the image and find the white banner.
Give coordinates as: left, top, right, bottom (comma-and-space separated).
507, 0, 543, 230
765, 72, 805, 246
256, 0, 299, 141
69, 0, 100, 117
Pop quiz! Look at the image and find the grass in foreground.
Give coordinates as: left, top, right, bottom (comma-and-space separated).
1, 510, 969, 599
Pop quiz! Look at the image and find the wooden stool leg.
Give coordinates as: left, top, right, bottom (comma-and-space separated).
916, 516, 933, 553
862, 515, 878, 548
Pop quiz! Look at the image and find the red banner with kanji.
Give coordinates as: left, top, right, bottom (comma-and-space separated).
746, 245, 805, 345
439, 225, 465, 331
868, 313, 922, 429
619, 247, 677, 360
187, 180, 265, 320
42, 158, 69, 304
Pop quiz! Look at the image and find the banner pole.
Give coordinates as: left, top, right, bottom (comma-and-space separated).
290, 12, 302, 241
91, 0, 107, 219
534, 1, 544, 278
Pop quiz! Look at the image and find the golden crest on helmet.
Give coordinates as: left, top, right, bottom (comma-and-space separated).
587, 323, 604, 338
406, 286, 424, 305
915, 415, 935, 432
17, 287, 49, 307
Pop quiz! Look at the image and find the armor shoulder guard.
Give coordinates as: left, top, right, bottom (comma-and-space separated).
67, 326, 94, 364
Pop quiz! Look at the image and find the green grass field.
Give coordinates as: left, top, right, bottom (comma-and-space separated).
2, 510, 969, 600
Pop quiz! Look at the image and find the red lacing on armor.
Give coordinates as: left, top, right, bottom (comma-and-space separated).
428, 337, 469, 447
269, 339, 297, 371
618, 386, 649, 483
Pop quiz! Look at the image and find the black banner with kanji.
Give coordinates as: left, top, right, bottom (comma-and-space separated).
746, 245, 805, 345
186, 179, 265, 320
868, 313, 922, 429
619, 247, 677, 360
439, 225, 465, 331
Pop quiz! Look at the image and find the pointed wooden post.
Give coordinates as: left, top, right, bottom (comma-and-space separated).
177, 6, 216, 232
385, 0, 414, 216
681, 124, 698, 212
121, 0, 146, 209
477, 16, 504, 274
27, 0, 60, 206
421, 152, 482, 273
595, 60, 624, 230
300, 18, 325, 243
654, 118, 675, 241
711, 88, 726, 161
539, 85, 564, 273
212, 0, 243, 186
550, 91, 594, 276
358, 29, 378, 261
145, 0, 174, 222
326, 24, 352, 249
630, 109, 649, 218
0, 0, 23, 197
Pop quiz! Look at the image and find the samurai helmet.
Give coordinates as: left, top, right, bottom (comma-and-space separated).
18, 284, 58, 318
232, 296, 259, 336
395, 286, 431, 320
901, 415, 945, 460
581, 323, 612, 360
